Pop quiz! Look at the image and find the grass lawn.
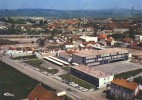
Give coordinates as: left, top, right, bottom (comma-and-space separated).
12, 55, 37, 60
62, 67, 70, 71
46, 69, 59, 74
0, 61, 55, 100
24, 59, 59, 74
24, 59, 43, 68
115, 68, 142, 79
59, 74, 94, 89
134, 76, 142, 84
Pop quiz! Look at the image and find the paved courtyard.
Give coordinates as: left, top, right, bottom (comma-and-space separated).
93, 61, 142, 75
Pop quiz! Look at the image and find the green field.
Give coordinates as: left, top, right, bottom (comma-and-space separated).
134, 76, 142, 84
0, 61, 55, 100
59, 74, 95, 89
24, 59, 43, 68
115, 68, 142, 79
62, 67, 70, 71
12, 55, 37, 60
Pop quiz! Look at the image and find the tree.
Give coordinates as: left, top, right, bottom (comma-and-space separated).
37, 38, 45, 47
112, 33, 126, 41
39, 20, 44, 25
128, 29, 139, 39
134, 76, 142, 84
44, 20, 47, 24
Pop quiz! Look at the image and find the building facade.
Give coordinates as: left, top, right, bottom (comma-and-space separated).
70, 65, 114, 88
110, 79, 138, 100
72, 48, 129, 66
79, 35, 98, 42
135, 35, 142, 42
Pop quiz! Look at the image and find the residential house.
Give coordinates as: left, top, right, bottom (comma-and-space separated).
135, 35, 142, 42
79, 35, 98, 42
63, 42, 75, 50
81, 41, 101, 48
28, 85, 64, 100
106, 36, 116, 46
110, 78, 140, 100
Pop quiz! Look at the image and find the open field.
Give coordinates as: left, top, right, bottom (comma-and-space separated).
0, 61, 54, 100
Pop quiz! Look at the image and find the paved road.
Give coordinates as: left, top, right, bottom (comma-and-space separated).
93, 61, 142, 75
133, 72, 142, 78
2, 56, 108, 100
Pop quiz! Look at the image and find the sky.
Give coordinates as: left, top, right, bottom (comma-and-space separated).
0, 0, 142, 10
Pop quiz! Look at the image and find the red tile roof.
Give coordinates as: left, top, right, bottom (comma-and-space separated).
82, 41, 96, 46
98, 34, 107, 39
28, 85, 64, 100
111, 79, 138, 90
66, 50, 77, 54
106, 37, 113, 42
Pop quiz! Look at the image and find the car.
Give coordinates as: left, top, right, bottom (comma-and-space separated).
57, 77, 62, 81
82, 88, 88, 92
34, 68, 40, 71
78, 87, 84, 90
42, 71, 48, 75
4, 93, 14, 97
66, 88, 72, 91
48, 67, 53, 70
48, 73, 52, 76
53, 75, 58, 79
89, 88, 94, 91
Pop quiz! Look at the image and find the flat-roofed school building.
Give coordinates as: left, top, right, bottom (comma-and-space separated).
72, 48, 129, 66
70, 65, 114, 88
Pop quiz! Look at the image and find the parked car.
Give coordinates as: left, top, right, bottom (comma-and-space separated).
34, 68, 40, 71
42, 71, 48, 75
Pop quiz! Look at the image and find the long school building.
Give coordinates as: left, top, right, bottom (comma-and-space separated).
70, 65, 114, 88
72, 48, 129, 66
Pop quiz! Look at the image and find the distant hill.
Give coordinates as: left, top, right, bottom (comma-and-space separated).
0, 9, 142, 18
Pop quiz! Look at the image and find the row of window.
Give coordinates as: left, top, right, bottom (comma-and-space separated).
86, 53, 128, 60
86, 55, 125, 63
86, 56, 96, 59
87, 62, 100, 66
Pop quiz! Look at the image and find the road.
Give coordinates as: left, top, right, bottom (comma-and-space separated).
2, 56, 108, 100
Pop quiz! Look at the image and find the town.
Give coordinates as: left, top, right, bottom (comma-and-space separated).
0, 15, 142, 100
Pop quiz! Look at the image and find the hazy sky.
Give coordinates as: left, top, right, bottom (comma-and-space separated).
0, 0, 142, 10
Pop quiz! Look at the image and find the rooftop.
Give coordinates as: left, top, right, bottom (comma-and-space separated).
111, 79, 138, 90
79, 35, 98, 40
59, 52, 72, 59
82, 41, 96, 46
98, 34, 107, 39
71, 65, 112, 78
73, 48, 128, 57
28, 85, 64, 100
